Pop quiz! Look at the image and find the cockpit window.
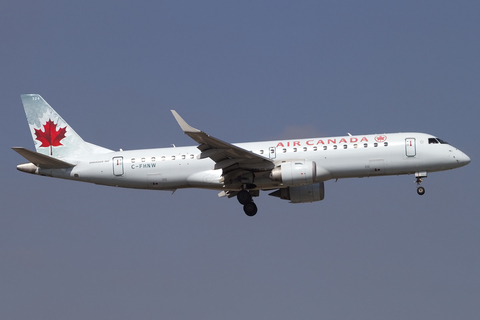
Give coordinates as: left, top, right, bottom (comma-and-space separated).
429, 137, 449, 144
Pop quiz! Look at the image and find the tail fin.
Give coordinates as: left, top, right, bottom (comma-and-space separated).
20, 94, 112, 158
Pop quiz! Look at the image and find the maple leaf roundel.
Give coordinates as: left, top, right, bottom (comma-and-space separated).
34, 119, 67, 154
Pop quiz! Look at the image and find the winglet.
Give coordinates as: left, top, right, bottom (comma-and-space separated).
171, 110, 201, 133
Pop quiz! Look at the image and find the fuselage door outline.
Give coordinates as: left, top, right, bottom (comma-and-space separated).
113, 156, 124, 176
405, 138, 416, 157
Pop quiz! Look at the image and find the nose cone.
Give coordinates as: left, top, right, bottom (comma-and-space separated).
456, 150, 471, 167
462, 153, 471, 165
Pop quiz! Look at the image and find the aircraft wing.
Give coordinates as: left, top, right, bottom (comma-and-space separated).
12, 147, 75, 169
171, 111, 274, 173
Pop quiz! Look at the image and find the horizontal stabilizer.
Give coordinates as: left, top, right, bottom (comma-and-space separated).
12, 147, 75, 169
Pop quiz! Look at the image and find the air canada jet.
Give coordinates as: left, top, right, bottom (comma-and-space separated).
13, 94, 470, 216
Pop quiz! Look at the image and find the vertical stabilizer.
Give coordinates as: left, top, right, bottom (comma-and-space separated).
21, 94, 111, 158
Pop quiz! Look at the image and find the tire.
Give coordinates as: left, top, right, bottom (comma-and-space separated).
243, 202, 258, 216
417, 186, 425, 195
237, 190, 252, 204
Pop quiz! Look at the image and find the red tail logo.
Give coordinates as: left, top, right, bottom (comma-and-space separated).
34, 119, 67, 155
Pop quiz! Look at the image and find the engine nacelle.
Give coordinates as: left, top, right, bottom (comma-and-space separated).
270, 161, 317, 186
269, 182, 325, 203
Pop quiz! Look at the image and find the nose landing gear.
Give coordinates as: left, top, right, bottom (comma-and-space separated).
416, 184, 425, 195
415, 172, 427, 195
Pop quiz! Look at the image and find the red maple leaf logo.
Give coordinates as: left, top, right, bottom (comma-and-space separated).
34, 119, 67, 155
375, 135, 387, 143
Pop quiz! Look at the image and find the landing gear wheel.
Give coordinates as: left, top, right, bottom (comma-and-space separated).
243, 202, 258, 216
417, 186, 425, 195
237, 190, 252, 205
415, 174, 426, 196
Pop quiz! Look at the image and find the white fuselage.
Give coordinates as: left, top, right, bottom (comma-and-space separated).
36, 132, 470, 191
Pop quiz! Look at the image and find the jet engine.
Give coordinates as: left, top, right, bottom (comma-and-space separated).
268, 182, 325, 203
269, 161, 317, 186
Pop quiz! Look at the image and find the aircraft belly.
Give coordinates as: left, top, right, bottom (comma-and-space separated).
315, 146, 419, 178
186, 170, 223, 189
144, 160, 211, 189
147, 171, 191, 189
317, 155, 369, 179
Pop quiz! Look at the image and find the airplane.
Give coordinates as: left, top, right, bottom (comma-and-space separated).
13, 94, 471, 216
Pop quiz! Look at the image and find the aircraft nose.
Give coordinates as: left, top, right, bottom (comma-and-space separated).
463, 153, 471, 165
456, 150, 471, 166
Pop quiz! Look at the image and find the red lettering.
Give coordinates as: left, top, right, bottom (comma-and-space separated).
278, 137, 368, 146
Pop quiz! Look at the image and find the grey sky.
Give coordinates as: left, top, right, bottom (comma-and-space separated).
1, 1, 479, 319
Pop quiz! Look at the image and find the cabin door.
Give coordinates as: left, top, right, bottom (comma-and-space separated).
405, 138, 416, 157
113, 157, 124, 176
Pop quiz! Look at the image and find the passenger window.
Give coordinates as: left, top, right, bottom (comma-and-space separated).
171, 156, 175, 160
384, 142, 388, 147
161, 156, 166, 161
323, 146, 327, 150
364, 143, 368, 148
333, 145, 337, 150
190, 154, 194, 159
313, 146, 317, 151
374, 143, 378, 147
151, 157, 155, 162
293, 148, 297, 152
131, 158, 135, 163
343, 145, 347, 149
303, 147, 307, 152
354, 144, 358, 148
141, 158, 145, 162
182, 155, 186, 159
283, 148, 287, 153
260, 150, 264, 154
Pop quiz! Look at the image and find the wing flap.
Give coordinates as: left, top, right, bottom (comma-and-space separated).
12, 147, 75, 169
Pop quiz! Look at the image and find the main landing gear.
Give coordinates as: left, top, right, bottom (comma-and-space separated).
237, 189, 257, 216
415, 172, 427, 195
